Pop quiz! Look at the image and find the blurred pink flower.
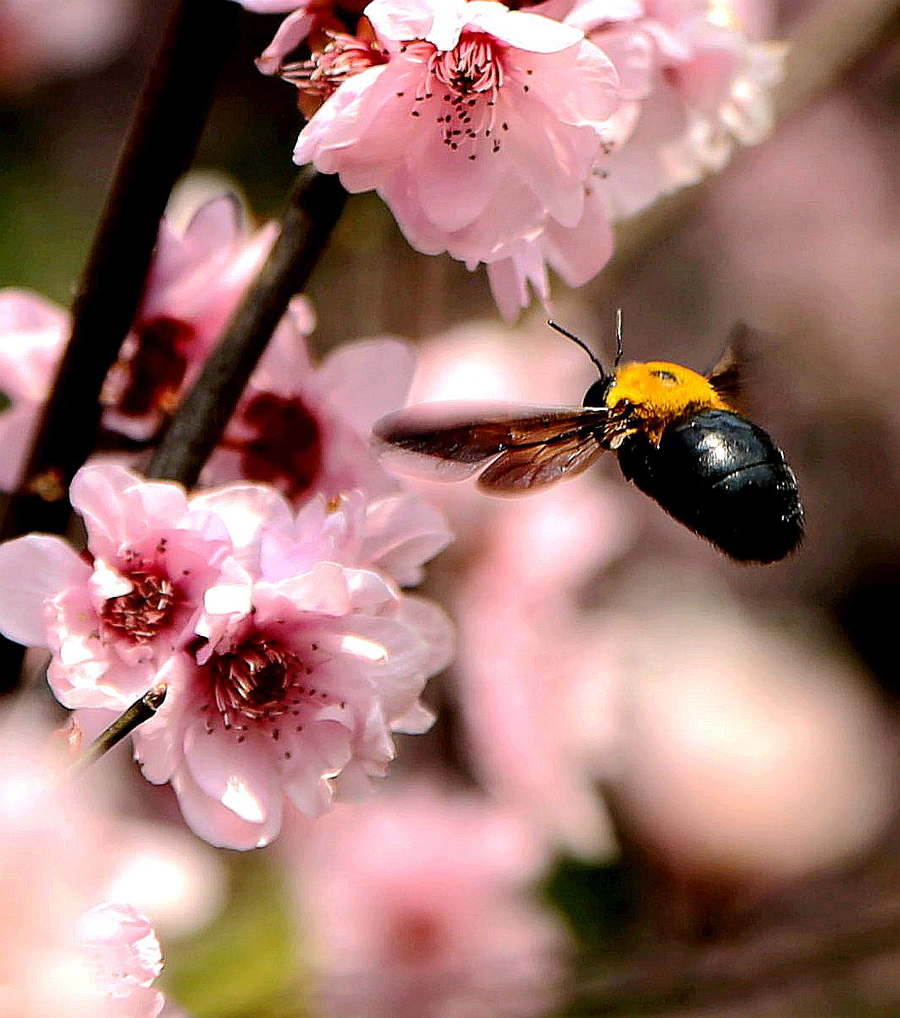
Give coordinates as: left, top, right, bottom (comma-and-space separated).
206, 310, 414, 504
292, 0, 620, 305
73, 903, 164, 1018
102, 193, 285, 443
0, 0, 135, 92
288, 783, 569, 1018
577, 0, 785, 219
0, 289, 68, 491
453, 510, 626, 858
0, 195, 287, 484
0, 463, 231, 710
612, 581, 898, 879
0, 711, 169, 1018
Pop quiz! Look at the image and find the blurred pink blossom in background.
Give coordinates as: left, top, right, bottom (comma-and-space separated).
0, 712, 170, 1018
0, 0, 135, 92
102, 194, 283, 443
0, 290, 68, 491
287, 782, 570, 1018
613, 579, 898, 879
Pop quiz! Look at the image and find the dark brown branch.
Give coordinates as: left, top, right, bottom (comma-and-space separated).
69, 682, 168, 777
0, 0, 241, 543
146, 168, 348, 486
0, 0, 240, 691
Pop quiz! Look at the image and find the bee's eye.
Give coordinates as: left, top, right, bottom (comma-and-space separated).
583, 378, 612, 407
650, 369, 678, 384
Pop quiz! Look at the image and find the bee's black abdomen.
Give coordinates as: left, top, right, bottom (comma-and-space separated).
616, 410, 803, 563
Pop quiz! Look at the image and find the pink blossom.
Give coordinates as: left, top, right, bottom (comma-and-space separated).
0, 462, 231, 709
452, 500, 627, 858
0, 289, 68, 491
233, 1, 371, 77
291, 0, 620, 295
287, 784, 569, 1018
563, 0, 785, 219
0, 0, 135, 92
613, 583, 898, 878
74, 903, 165, 1018
488, 0, 783, 317
0, 710, 169, 1018
205, 307, 414, 504
124, 485, 452, 849
102, 193, 285, 443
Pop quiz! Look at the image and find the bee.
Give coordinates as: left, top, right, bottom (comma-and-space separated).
374, 314, 804, 564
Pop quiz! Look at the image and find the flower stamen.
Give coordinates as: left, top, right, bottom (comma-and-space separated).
100, 571, 177, 641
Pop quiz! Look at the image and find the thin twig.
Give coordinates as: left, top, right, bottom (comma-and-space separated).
146, 167, 348, 486
68, 681, 167, 777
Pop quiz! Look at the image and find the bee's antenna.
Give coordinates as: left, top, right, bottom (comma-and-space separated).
547, 320, 607, 380
614, 308, 624, 368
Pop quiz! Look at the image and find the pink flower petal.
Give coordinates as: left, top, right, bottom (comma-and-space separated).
184, 722, 282, 826
468, 7, 584, 54
366, 0, 452, 46
257, 7, 316, 74
172, 764, 283, 849
0, 535, 88, 646
360, 493, 453, 586
316, 338, 415, 434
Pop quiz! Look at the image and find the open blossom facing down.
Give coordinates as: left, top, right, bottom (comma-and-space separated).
289, 0, 620, 294
0, 464, 453, 849
206, 306, 414, 504
288, 784, 569, 1018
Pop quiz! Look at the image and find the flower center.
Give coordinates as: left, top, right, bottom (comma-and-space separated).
102, 317, 194, 423
209, 637, 301, 722
282, 30, 388, 116
386, 908, 447, 966
404, 33, 522, 160
226, 392, 323, 503
100, 570, 177, 641
428, 33, 503, 97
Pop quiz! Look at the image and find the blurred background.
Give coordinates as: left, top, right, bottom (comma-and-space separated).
3, 0, 900, 1014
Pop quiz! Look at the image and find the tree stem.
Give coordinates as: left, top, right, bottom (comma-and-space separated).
147, 168, 348, 486
69, 682, 168, 777
0, 0, 240, 543
0, 0, 240, 690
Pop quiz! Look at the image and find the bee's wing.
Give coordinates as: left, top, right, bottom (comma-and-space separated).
373, 401, 609, 486
477, 428, 605, 492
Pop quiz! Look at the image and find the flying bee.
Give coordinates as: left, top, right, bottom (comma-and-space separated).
373, 314, 804, 564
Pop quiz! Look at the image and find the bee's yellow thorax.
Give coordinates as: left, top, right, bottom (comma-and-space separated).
604, 361, 728, 442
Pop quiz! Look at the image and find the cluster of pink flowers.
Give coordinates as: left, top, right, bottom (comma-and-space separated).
236, 0, 784, 318
0, 464, 452, 848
